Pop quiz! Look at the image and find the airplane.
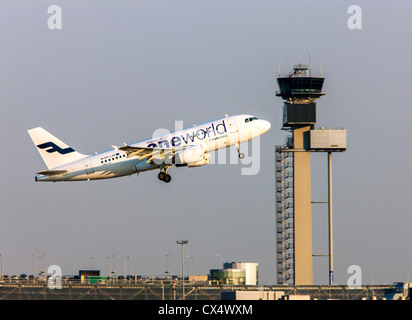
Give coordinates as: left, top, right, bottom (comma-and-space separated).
28, 114, 271, 183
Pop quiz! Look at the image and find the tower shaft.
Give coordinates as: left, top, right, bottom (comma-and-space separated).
292, 126, 313, 285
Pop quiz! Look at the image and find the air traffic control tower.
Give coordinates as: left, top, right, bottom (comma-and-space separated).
275, 64, 346, 285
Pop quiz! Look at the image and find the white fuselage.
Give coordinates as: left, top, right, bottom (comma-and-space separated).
35, 114, 270, 182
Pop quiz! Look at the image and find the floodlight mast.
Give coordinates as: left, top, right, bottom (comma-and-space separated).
176, 240, 188, 300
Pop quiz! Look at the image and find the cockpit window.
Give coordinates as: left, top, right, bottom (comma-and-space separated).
245, 116, 258, 123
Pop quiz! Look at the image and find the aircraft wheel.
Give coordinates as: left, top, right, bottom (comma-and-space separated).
164, 174, 172, 183
158, 172, 166, 181
239, 153, 245, 159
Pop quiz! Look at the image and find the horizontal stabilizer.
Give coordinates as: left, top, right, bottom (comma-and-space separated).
37, 170, 68, 176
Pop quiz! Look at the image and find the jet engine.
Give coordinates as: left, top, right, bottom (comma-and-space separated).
174, 145, 210, 167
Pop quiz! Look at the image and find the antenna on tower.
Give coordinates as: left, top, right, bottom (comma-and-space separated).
278, 61, 282, 77
319, 62, 323, 77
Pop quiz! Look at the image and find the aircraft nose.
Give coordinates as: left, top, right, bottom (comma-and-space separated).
260, 120, 271, 134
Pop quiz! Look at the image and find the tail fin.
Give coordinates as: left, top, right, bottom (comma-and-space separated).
27, 127, 88, 169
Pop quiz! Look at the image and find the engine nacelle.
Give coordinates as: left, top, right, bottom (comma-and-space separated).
174, 145, 209, 167
187, 153, 210, 167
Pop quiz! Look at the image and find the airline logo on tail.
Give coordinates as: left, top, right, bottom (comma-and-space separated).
37, 142, 75, 155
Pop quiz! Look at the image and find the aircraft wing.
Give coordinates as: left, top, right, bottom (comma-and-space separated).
118, 146, 184, 164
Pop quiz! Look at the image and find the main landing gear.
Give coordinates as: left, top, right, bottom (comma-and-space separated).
158, 166, 172, 183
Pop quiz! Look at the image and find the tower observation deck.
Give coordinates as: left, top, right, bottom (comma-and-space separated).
276, 64, 325, 102
276, 64, 325, 128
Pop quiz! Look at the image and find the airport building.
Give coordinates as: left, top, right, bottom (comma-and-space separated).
0, 277, 409, 300
210, 262, 258, 286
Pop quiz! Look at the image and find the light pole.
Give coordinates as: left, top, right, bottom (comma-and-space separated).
31, 254, 34, 276
123, 256, 130, 277
127, 256, 130, 278
176, 240, 188, 300
166, 254, 171, 275
166, 253, 172, 278
186, 255, 190, 278
123, 257, 127, 277
107, 257, 111, 277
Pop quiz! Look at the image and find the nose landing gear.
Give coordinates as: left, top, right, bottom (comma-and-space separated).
235, 143, 245, 159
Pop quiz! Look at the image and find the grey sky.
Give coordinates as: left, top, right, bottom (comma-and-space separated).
1, 1, 412, 285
